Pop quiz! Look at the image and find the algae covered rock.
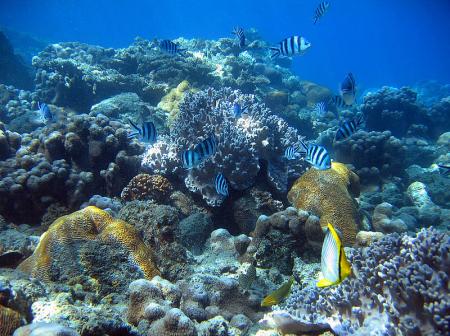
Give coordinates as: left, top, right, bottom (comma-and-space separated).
287, 162, 361, 245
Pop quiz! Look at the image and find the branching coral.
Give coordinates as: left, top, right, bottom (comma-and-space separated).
18, 206, 160, 283
260, 228, 450, 335
287, 162, 361, 246
142, 87, 304, 206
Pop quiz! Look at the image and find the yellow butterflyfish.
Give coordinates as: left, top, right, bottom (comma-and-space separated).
261, 276, 295, 307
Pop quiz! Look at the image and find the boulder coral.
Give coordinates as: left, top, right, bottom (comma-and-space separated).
287, 162, 361, 245
18, 206, 160, 283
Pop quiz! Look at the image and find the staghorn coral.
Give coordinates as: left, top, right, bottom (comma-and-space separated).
18, 206, 160, 284
121, 173, 173, 202
260, 228, 450, 336
0, 304, 23, 336
287, 162, 361, 246
142, 87, 304, 206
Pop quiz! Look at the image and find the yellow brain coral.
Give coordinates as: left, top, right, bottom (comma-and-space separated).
18, 206, 160, 281
158, 80, 196, 127
287, 162, 361, 245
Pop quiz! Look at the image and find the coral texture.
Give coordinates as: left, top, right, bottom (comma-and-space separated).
0, 304, 23, 336
121, 173, 173, 202
18, 206, 160, 283
287, 162, 361, 245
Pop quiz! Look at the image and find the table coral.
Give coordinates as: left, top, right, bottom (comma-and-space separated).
121, 173, 173, 202
287, 162, 361, 246
18, 206, 160, 283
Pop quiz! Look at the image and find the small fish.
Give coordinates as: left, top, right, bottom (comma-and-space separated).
261, 276, 295, 307
329, 95, 350, 108
232, 26, 246, 48
38, 102, 54, 123
128, 119, 157, 144
284, 146, 300, 160
270, 36, 311, 58
182, 149, 202, 169
159, 39, 185, 55
437, 164, 450, 176
299, 142, 331, 170
313, 2, 330, 24
195, 135, 217, 159
313, 101, 327, 117
215, 173, 229, 196
233, 102, 248, 118
317, 223, 352, 287
334, 114, 364, 141
340, 73, 356, 106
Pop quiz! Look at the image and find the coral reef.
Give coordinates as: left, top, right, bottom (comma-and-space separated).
121, 173, 173, 202
18, 206, 160, 287
261, 228, 450, 335
142, 87, 304, 206
13, 322, 78, 336
287, 162, 361, 245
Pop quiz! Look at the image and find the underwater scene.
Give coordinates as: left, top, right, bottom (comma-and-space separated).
0, 0, 449, 335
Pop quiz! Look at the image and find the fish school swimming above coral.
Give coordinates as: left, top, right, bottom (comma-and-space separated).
0, 2, 449, 336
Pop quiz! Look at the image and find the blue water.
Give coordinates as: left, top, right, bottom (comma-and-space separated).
1, 0, 450, 91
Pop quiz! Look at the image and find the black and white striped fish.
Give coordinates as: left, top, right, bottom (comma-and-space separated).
284, 145, 300, 160
438, 164, 450, 176
159, 39, 185, 55
299, 141, 331, 170
334, 114, 364, 141
329, 95, 351, 108
270, 36, 311, 58
195, 135, 217, 159
340, 73, 356, 106
313, 2, 330, 24
182, 149, 202, 169
37, 102, 55, 123
215, 173, 229, 196
128, 119, 157, 144
232, 26, 246, 48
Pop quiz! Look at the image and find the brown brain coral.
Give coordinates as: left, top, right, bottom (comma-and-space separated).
121, 174, 173, 202
18, 206, 160, 282
0, 304, 22, 336
287, 162, 361, 245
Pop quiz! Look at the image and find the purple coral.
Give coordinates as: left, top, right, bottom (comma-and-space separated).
142, 87, 304, 206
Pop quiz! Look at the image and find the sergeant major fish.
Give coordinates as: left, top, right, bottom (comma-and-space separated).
195, 135, 217, 159
270, 36, 311, 58
160, 39, 185, 55
37, 102, 55, 123
313, 1, 330, 24
182, 149, 202, 169
232, 26, 246, 48
317, 223, 352, 287
340, 73, 357, 106
334, 114, 364, 142
284, 145, 300, 160
261, 276, 295, 307
128, 119, 157, 144
299, 141, 331, 170
215, 173, 229, 196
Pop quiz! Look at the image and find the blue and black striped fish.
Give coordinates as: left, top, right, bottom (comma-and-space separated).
270, 36, 311, 58
233, 102, 248, 118
313, 2, 330, 24
438, 164, 450, 176
182, 149, 202, 169
299, 141, 331, 170
340, 73, 356, 106
128, 119, 157, 144
329, 95, 350, 108
38, 102, 55, 123
232, 27, 246, 48
195, 135, 217, 159
334, 114, 364, 141
215, 173, 229, 196
284, 145, 300, 160
159, 39, 185, 55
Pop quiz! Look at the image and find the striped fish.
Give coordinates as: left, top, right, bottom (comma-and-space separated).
284, 146, 299, 160
38, 102, 55, 123
215, 173, 229, 196
128, 120, 157, 144
313, 101, 327, 117
313, 2, 330, 24
299, 141, 331, 170
438, 164, 450, 176
182, 149, 202, 169
232, 26, 246, 48
195, 135, 217, 159
159, 39, 185, 55
270, 36, 311, 58
329, 95, 350, 108
340, 73, 356, 106
317, 223, 352, 287
334, 114, 364, 141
